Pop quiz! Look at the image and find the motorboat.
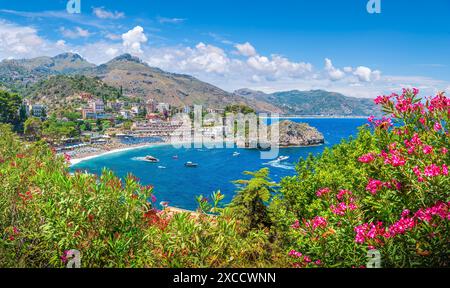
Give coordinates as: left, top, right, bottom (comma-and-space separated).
158, 166, 166, 169
276, 156, 289, 162
172, 155, 179, 159
144, 155, 159, 163
185, 161, 198, 168
233, 152, 240, 157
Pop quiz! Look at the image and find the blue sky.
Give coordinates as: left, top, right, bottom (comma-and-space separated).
0, 0, 449, 97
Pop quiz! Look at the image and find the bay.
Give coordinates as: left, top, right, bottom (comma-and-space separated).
70, 118, 367, 210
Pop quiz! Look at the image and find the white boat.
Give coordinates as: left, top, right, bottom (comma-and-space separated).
233, 152, 240, 157
276, 156, 289, 162
144, 155, 159, 163
185, 161, 198, 168
158, 166, 166, 169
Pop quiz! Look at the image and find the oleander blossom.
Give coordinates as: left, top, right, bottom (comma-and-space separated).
316, 187, 331, 197
354, 202, 450, 244
358, 153, 376, 163
305, 216, 328, 231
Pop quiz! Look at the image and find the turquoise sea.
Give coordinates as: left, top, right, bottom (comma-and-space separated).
70, 118, 367, 210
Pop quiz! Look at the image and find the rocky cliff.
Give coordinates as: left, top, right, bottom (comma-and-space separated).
275, 120, 324, 147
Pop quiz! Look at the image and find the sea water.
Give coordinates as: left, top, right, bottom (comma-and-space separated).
70, 118, 367, 210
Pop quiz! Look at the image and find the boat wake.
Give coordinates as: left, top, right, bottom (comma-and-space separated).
264, 161, 295, 170
131, 157, 149, 162
263, 156, 295, 170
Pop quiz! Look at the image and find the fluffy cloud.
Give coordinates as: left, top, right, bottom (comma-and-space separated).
353, 66, 381, 82
0, 20, 66, 59
246, 54, 312, 80
324, 58, 345, 81
60, 27, 91, 39
122, 26, 147, 54
93, 7, 125, 19
234, 42, 257, 57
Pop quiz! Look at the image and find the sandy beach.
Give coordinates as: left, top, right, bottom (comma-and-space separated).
67, 141, 171, 166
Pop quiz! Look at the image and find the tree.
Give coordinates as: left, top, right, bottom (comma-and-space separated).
96, 118, 103, 132
0, 90, 23, 131
24, 117, 43, 140
230, 168, 278, 232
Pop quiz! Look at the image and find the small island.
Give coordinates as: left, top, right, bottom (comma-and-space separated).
273, 120, 324, 147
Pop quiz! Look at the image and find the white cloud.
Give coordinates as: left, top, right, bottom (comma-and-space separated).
122, 26, 148, 54
324, 58, 345, 81
353, 66, 381, 82
158, 17, 186, 24
0, 20, 66, 59
56, 40, 67, 48
60, 26, 91, 39
234, 42, 257, 57
105, 47, 119, 57
105, 33, 121, 40
93, 7, 125, 19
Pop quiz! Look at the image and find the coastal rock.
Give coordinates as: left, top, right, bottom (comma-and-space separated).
274, 120, 324, 147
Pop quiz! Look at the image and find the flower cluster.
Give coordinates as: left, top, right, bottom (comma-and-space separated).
354, 202, 449, 244
358, 153, 376, 163
413, 164, 448, 181
316, 187, 331, 197
289, 250, 321, 267
365, 178, 401, 195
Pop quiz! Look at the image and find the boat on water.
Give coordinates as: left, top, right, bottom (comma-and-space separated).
158, 166, 166, 169
143, 155, 159, 163
276, 156, 289, 162
185, 161, 198, 168
233, 152, 240, 157
172, 155, 179, 159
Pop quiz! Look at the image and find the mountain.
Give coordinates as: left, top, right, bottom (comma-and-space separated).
0, 53, 378, 115
0, 53, 95, 88
0, 53, 279, 112
234, 88, 379, 116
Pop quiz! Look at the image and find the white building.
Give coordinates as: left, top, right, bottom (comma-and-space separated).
156, 103, 170, 113
90, 99, 105, 113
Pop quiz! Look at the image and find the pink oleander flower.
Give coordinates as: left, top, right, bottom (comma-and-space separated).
316, 187, 331, 197
151, 194, 157, 203
374, 95, 393, 105
288, 250, 302, 258
291, 220, 300, 229
433, 122, 442, 132
336, 189, 352, 200
366, 179, 384, 195
423, 145, 433, 155
373, 117, 393, 129
60, 250, 69, 263
381, 150, 407, 167
306, 216, 327, 231
419, 118, 426, 125
358, 153, 376, 163
442, 164, 448, 176
423, 164, 442, 177
441, 148, 448, 155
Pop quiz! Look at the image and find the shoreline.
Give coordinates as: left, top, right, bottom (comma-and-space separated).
69, 142, 170, 166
